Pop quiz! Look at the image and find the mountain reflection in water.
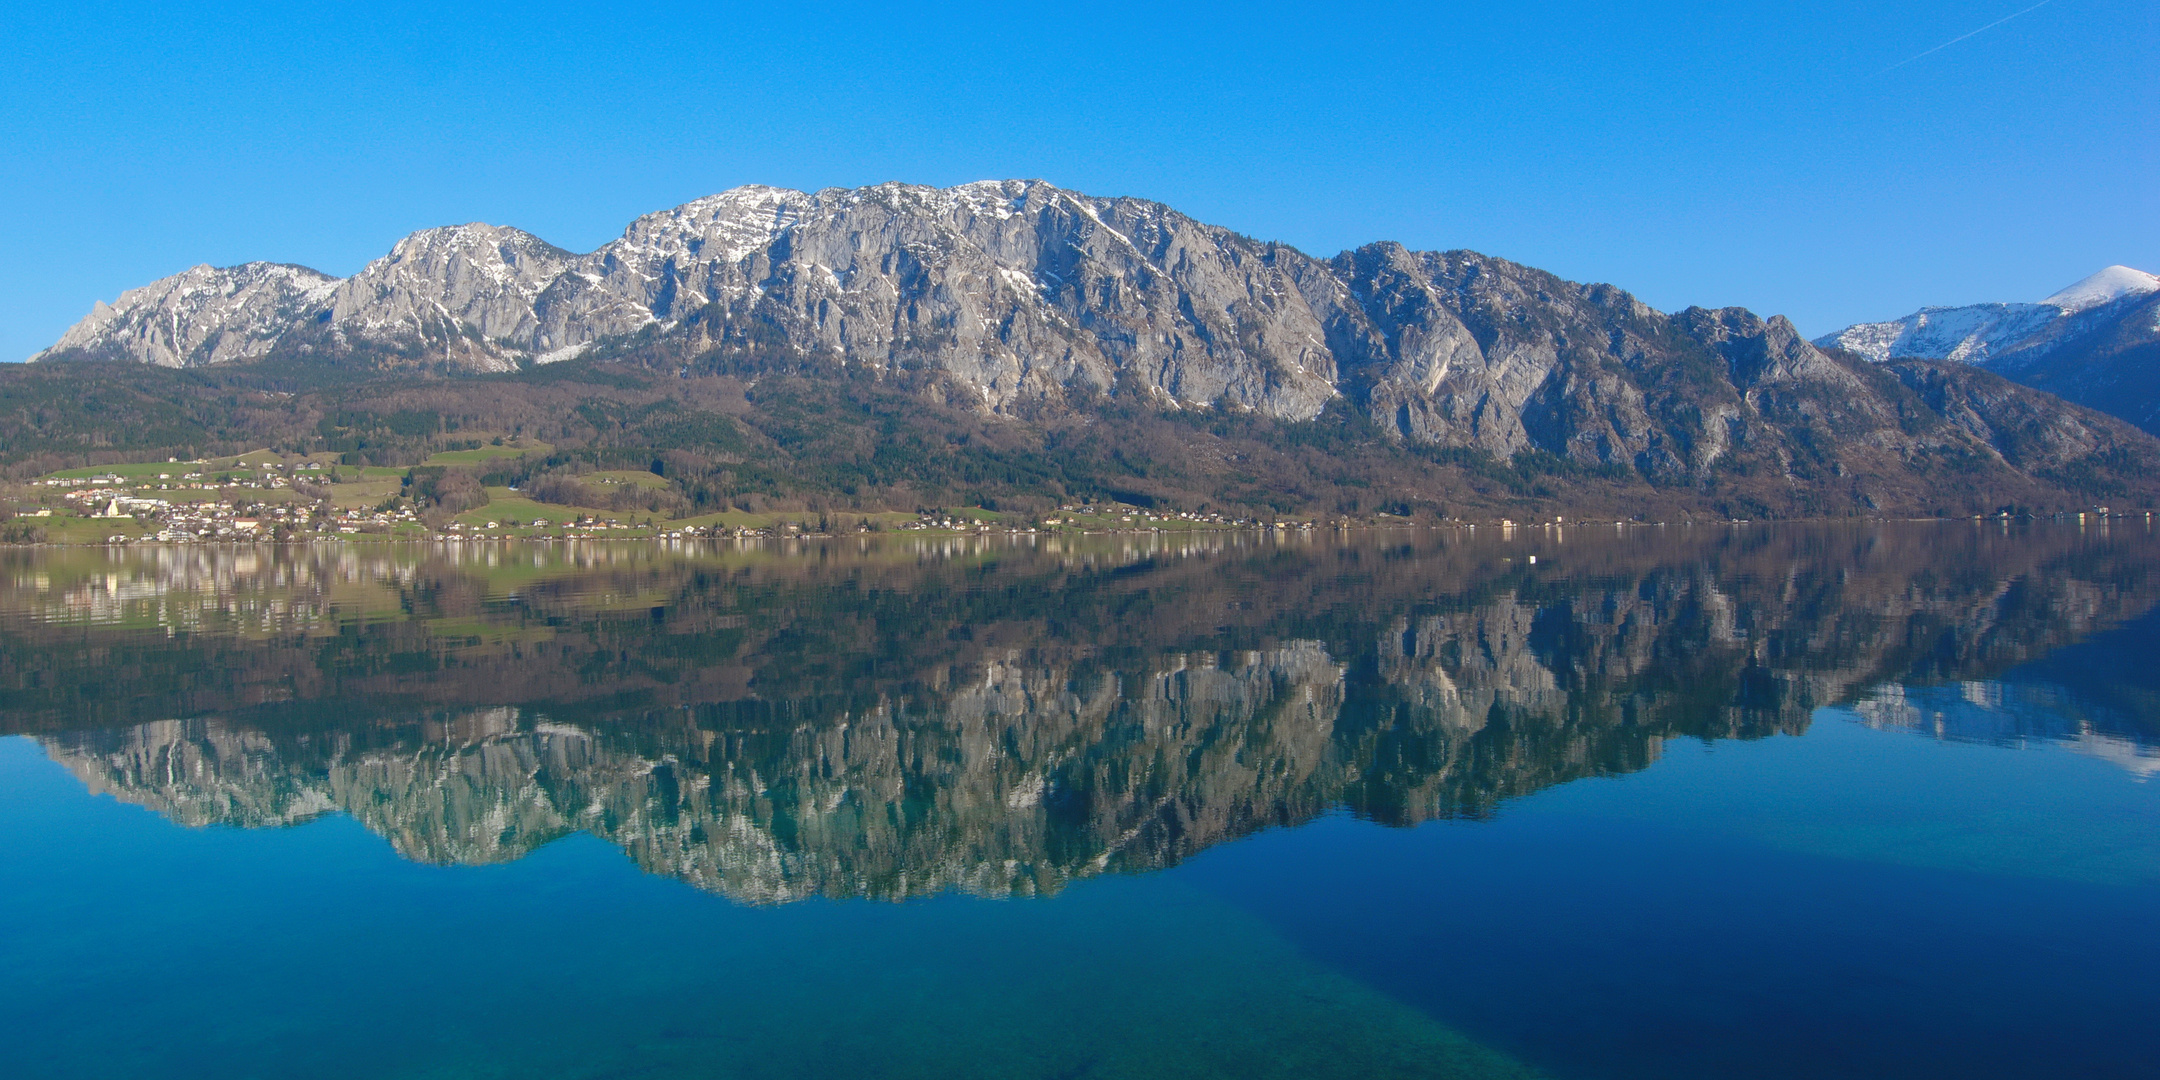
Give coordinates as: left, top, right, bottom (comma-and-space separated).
5, 522, 2155, 904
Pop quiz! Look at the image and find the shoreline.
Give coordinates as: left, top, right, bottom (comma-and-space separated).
2, 510, 2151, 549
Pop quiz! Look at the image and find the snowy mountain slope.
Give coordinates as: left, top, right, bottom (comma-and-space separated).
1817, 266, 2157, 364
2043, 265, 2160, 314
1819, 301, 2061, 365
1816, 266, 2160, 434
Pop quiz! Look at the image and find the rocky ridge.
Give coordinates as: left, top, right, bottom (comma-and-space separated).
29, 182, 2160, 501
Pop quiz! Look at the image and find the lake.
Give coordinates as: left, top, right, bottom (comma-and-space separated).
1, 522, 2156, 1079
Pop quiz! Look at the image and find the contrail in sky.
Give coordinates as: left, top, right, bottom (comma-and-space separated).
1880, 0, 2054, 73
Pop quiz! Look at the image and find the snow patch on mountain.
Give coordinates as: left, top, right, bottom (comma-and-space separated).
2041, 265, 2160, 315
1819, 302, 2061, 364
1815, 265, 2159, 365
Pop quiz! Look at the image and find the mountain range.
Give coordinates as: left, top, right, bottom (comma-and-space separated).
19, 180, 2160, 517
1818, 265, 2160, 435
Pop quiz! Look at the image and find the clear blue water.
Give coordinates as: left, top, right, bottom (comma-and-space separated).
0, 525, 2154, 1078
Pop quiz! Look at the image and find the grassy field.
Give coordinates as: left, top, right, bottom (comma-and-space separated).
456, 491, 622, 528
580, 469, 671, 490
330, 475, 405, 510
203, 449, 329, 470
43, 449, 350, 480
34, 516, 151, 543
45, 461, 196, 480
422, 440, 551, 466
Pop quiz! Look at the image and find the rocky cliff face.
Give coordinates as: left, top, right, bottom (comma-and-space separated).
35, 182, 2155, 491
320, 225, 574, 372
528, 182, 1345, 418
1324, 244, 1875, 470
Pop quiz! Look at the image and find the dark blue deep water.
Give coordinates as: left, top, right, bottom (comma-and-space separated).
1, 523, 2155, 1078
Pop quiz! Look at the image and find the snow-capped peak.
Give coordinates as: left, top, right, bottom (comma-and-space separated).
2040, 265, 2160, 315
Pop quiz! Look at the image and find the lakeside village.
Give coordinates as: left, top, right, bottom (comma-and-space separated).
12, 450, 2149, 548
10, 452, 1312, 546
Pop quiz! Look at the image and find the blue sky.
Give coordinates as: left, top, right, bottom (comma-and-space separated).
2, 0, 2152, 359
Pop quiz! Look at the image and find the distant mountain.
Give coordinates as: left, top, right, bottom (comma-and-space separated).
22, 182, 2160, 516
1818, 266, 2160, 434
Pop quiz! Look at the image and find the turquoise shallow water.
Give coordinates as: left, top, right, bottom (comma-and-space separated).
0, 737, 1530, 1080
0, 525, 2155, 1078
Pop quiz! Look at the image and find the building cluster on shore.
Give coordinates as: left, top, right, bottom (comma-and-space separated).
24, 457, 2154, 549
